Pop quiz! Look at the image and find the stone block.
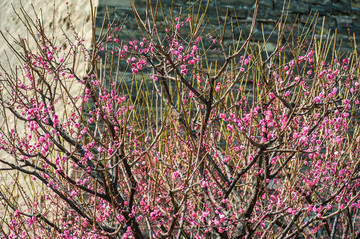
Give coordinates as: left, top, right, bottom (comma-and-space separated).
225, 8, 249, 19
258, 0, 274, 9
206, 6, 232, 19
334, 15, 353, 25
257, 7, 281, 20
99, 0, 131, 7
301, 0, 331, 5
321, 16, 337, 28
309, 5, 332, 16
283, 12, 301, 24
331, 4, 351, 14
114, 7, 135, 19
133, 0, 148, 5
217, 0, 255, 8
264, 42, 276, 52
97, 5, 115, 17
352, 10, 360, 24
289, 1, 310, 13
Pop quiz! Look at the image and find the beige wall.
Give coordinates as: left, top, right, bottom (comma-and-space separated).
0, 0, 97, 72
0, 0, 97, 225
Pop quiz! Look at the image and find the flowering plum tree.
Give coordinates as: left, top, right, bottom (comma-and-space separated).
1, 0, 360, 238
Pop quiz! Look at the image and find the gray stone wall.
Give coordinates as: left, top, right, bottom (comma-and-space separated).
92, 0, 360, 104
96, 0, 360, 52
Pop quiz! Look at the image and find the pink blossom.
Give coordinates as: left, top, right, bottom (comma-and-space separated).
269, 92, 275, 99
